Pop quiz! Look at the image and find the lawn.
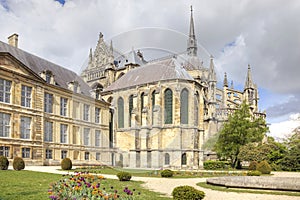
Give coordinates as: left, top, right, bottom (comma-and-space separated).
0, 170, 170, 200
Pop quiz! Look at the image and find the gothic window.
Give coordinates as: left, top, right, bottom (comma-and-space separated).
194, 92, 199, 126
117, 97, 124, 128
44, 121, 53, 142
0, 78, 11, 103
44, 93, 53, 113
129, 95, 133, 127
140, 92, 144, 123
60, 124, 68, 143
151, 91, 155, 125
21, 85, 32, 107
60, 97, 68, 116
0, 112, 10, 137
164, 89, 173, 124
180, 88, 189, 124
20, 116, 31, 139
181, 153, 187, 165
165, 153, 170, 165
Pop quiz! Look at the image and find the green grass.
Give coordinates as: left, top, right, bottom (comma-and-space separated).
0, 170, 170, 200
197, 182, 300, 197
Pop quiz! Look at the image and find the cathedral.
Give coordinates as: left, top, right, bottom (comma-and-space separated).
0, 7, 265, 169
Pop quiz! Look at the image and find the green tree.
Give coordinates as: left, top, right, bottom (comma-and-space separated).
279, 132, 300, 171
214, 102, 268, 168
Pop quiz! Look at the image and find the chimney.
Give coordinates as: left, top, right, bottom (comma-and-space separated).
8, 33, 18, 48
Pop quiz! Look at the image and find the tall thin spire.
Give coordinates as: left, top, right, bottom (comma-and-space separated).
223, 72, 228, 87
187, 5, 197, 56
209, 55, 216, 81
244, 64, 254, 89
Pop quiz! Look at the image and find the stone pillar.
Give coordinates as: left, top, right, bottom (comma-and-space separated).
129, 151, 136, 168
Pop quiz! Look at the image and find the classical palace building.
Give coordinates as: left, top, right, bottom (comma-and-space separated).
0, 7, 265, 168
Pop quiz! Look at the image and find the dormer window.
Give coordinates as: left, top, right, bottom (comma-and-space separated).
40, 70, 55, 84
68, 80, 80, 93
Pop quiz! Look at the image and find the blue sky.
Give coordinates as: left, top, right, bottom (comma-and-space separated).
1, 0, 300, 139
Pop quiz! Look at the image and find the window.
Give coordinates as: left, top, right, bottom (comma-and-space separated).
83, 128, 90, 146
165, 153, 170, 165
0, 113, 10, 137
151, 91, 155, 125
0, 78, 11, 103
164, 89, 173, 124
0, 146, 10, 157
181, 153, 187, 165
83, 104, 90, 121
85, 152, 89, 160
60, 124, 68, 143
95, 107, 100, 123
22, 148, 30, 158
117, 97, 124, 128
44, 121, 53, 142
60, 97, 68, 116
45, 71, 52, 83
21, 85, 32, 107
140, 92, 144, 123
44, 93, 53, 113
61, 150, 67, 159
180, 89, 189, 124
128, 95, 133, 127
72, 126, 79, 145
96, 152, 100, 160
194, 93, 199, 126
46, 149, 52, 159
73, 101, 80, 119
20, 116, 31, 139
95, 130, 101, 147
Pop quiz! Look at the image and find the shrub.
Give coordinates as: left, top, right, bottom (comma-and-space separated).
13, 157, 25, 170
257, 160, 272, 174
172, 185, 205, 200
247, 170, 261, 176
203, 160, 230, 170
0, 156, 9, 170
61, 158, 72, 170
117, 171, 132, 181
161, 169, 174, 177
248, 161, 258, 170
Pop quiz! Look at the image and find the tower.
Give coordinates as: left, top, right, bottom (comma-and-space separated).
244, 64, 258, 111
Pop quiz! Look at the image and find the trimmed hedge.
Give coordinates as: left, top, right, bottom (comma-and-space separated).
13, 157, 25, 170
61, 158, 72, 170
0, 156, 9, 170
257, 160, 271, 174
248, 161, 258, 170
116, 171, 132, 181
203, 160, 230, 170
172, 185, 205, 200
247, 170, 261, 176
161, 169, 174, 177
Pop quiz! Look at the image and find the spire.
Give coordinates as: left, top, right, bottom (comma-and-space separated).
209, 55, 217, 81
230, 80, 234, 89
244, 64, 254, 89
110, 40, 113, 55
223, 72, 228, 87
187, 5, 197, 56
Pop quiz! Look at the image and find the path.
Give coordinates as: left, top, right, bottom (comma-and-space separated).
24, 166, 300, 200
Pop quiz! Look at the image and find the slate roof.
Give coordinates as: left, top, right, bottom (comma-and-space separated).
0, 41, 92, 96
104, 57, 194, 92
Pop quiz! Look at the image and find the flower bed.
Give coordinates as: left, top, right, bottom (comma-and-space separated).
48, 172, 140, 199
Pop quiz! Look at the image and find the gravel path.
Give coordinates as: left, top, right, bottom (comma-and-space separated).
24, 166, 300, 200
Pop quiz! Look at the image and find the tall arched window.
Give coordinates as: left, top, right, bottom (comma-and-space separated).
165, 153, 170, 165
117, 97, 124, 128
194, 92, 199, 126
181, 153, 187, 165
129, 95, 133, 127
151, 91, 156, 125
164, 89, 173, 124
180, 88, 189, 124
140, 92, 144, 124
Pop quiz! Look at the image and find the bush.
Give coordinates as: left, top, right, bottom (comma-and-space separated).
248, 161, 258, 170
13, 157, 25, 170
117, 171, 132, 181
61, 158, 72, 170
161, 169, 174, 177
247, 170, 261, 176
0, 156, 9, 170
172, 185, 205, 200
203, 160, 230, 170
257, 160, 271, 174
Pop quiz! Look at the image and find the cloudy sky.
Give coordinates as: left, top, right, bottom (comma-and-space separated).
1, 0, 299, 140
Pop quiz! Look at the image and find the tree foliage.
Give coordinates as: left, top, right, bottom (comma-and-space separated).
279, 132, 300, 171
214, 102, 268, 168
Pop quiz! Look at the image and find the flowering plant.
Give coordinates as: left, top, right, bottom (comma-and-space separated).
48, 172, 139, 199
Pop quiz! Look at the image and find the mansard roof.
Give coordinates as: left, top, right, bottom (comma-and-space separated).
104, 57, 193, 92
0, 40, 92, 96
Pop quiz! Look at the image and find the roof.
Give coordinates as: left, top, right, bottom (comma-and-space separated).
0, 41, 92, 96
104, 57, 194, 92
